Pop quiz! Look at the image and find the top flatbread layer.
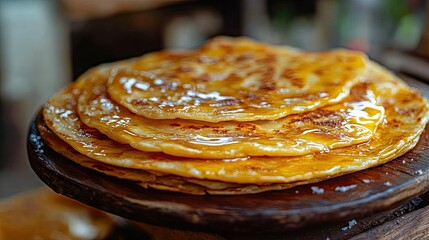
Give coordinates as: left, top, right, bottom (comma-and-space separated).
107, 37, 367, 122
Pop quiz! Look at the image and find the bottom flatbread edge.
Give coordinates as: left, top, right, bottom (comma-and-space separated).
37, 112, 329, 195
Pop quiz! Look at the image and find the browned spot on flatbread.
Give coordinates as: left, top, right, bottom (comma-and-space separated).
282, 68, 304, 89
295, 110, 342, 127
259, 67, 277, 91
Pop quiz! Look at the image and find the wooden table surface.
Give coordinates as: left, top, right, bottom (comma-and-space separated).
129, 195, 429, 240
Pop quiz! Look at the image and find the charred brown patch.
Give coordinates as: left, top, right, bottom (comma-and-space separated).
259, 67, 276, 91
390, 119, 401, 124
245, 165, 265, 172
80, 125, 105, 138
219, 44, 233, 53
224, 73, 242, 84
388, 119, 401, 128
304, 94, 320, 101
198, 73, 211, 82
328, 81, 342, 87
317, 120, 341, 128
131, 99, 149, 106
165, 51, 191, 61
177, 66, 195, 73
291, 110, 342, 128
210, 99, 241, 107
44, 118, 54, 127
87, 129, 111, 140
345, 65, 353, 71
281, 69, 304, 89
236, 54, 254, 61
212, 129, 228, 134
93, 164, 113, 172
349, 82, 368, 98
181, 125, 211, 130
313, 68, 327, 75
170, 123, 181, 127
163, 72, 179, 79
235, 123, 257, 132
398, 92, 419, 104
260, 84, 276, 91
244, 92, 263, 102
401, 98, 413, 104
256, 54, 276, 64
396, 107, 423, 116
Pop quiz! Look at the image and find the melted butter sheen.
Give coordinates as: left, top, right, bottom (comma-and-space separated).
43, 61, 429, 184
77, 68, 384, 159
107, 37, 367, 122
38, 117, 326, 195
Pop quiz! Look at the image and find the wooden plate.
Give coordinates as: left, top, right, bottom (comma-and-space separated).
27, 78, 429, 235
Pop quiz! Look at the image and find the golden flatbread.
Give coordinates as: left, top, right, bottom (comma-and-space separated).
107, 37, 367, 122
37, 114, 324, 195
42, 61, 429, 186
78, 67, 384, 159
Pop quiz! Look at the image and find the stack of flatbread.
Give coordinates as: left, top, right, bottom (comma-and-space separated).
38, 37, 429, 195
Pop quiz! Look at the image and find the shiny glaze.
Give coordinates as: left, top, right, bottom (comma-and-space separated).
107, 37, 367, 122
42, 61, 429, 185
77, 68, 384, 159
38, 116, 323, 195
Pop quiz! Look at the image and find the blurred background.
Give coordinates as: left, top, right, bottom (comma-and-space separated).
0, 0, 428, 197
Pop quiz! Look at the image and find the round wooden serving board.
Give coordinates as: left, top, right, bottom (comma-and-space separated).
27, 78, 429, 235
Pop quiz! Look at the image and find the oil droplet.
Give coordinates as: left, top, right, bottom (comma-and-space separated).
189, 135, 238, 146
415, 170, 423, 175
120, 77, 137, 93
384, 182, 392, 187
135, 82, 151, 91
341, 219, 357, 231
311, 186, 324, 194
60, 110, 74, 119
362, 179, 373, 184
186, 90, 236, 101
335, 184, 357, 192
30, 134, 44, 154
154, 78, 164, 85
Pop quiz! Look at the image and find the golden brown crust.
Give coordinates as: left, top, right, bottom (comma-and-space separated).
107, 37, 367, 122
41, 60, 429, 186
37, 114, 319, 195
77, 66, 384, 159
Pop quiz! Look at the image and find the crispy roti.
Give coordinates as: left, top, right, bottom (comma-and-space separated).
37, 114, 324, 195
78, 67, 384, 159
42, 61, 429, 185
106, 37, 367, 122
